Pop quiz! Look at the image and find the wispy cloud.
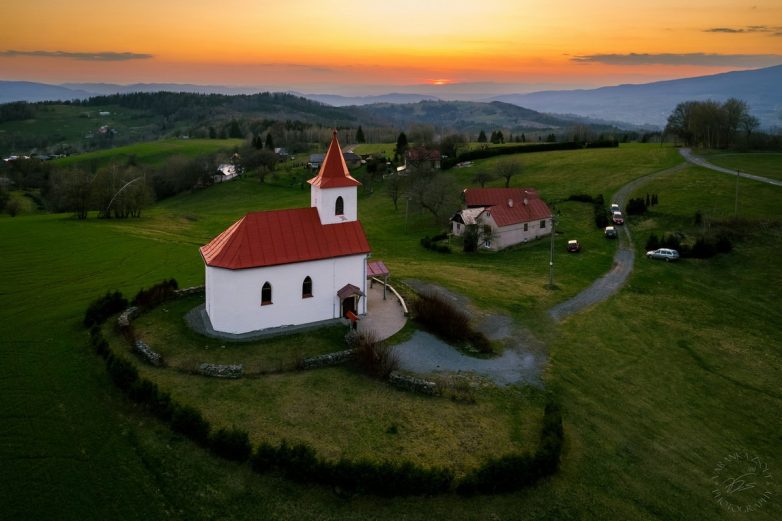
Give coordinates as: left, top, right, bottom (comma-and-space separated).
704, 25, 782, 35
571, 53, 782, 67
0, 50, 153, 61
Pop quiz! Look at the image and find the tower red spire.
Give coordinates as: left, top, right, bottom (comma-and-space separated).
307, 130, 361, 188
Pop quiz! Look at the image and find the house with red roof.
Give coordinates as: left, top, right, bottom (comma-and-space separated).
451, 188, 552, 250
200, 131, 371, 334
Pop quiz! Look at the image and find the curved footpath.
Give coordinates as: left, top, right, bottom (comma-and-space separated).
548, 162, 687, 321
679, 148, 782, 187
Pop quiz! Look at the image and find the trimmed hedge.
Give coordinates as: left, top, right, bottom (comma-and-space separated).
442, 140, 619, 169
420, 236, 451, 254
252, 440, 454, 496
132, 278, 178, 310
84, 291, 128, 328
457, 397, 563, 496
84, 291, 564, 497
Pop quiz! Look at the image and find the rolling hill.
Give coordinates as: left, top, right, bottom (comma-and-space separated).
491, 65, 782, 129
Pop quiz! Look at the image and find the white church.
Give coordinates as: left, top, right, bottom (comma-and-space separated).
200, 131, 372, 334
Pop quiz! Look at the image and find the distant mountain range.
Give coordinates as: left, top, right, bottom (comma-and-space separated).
1, 65, 780, 129
490, 65, 782, 129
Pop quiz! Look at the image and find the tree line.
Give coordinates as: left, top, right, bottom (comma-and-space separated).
665, 98, 760, 149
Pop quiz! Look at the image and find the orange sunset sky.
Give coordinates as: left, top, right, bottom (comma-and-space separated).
2, 0, 781, 92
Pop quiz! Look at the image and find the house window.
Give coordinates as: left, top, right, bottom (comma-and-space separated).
524, 223, 528, 232
261, 282, 272, 305
540, 220, 546, 228
335, 196, 344, 215
302, 276, 313, 298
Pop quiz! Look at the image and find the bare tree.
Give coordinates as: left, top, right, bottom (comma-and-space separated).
411, 173, 459, 224
496, 159, 522, 188
472, 171, 495, 188
386, 173, 406, 211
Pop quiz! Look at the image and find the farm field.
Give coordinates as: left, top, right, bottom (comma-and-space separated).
1, 144, 780, 520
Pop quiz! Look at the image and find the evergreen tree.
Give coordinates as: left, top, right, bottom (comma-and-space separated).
356, 125, 366, 144
265, 133, 275, 150
395, 132, 408, 156
477, 130, 487, 143
252, 134, 263, 149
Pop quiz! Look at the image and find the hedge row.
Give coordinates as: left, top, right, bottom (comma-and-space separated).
456, 398, 564, 495
84, 291, 128, 328
252, 440, 454, 496
84, 288, 563, 497
132, 278, 178, 310
442, 140, 619, 169
420, 235, 451, 254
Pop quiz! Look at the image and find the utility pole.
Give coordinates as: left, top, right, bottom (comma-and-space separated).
734, 169, 740, 218
548, 214, 555, 289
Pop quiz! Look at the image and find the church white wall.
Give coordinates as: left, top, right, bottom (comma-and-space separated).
310, 185, 358, 224
205, 254, 368, 334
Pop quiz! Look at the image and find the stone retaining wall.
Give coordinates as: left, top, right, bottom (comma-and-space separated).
133, 340, 163, 366
388, 371, 438, 395
302, 349, 356, 369
174, 285, 205, 297
198, 363, 243, 378
117, 306, 139, 328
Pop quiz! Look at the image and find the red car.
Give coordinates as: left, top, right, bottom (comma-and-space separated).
612, 211, 624, 225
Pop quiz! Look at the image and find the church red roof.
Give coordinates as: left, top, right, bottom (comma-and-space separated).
464, 188, 551, 227
308, 131, 361, 188
200, 207, 370, 269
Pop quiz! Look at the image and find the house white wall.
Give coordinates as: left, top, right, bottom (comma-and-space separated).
474, 213, 552, 250
310, 185, 358, 224
205, 254, 368, 334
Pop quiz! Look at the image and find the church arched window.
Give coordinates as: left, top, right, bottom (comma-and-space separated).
335, 196, 344, 215
302, 276, 313, 298
261, 282, 272, 305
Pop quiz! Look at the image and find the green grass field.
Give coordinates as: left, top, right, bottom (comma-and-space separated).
52, 138, 244, 168
701, 151, 782, 181
1, 144, 780, 520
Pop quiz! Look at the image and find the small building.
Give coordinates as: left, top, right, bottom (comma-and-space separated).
213, 163, 238, 183
308, 153, 324, 171
200, 131, 371, 334
342, 151, 362, 168
404, 147, 441, 172
451, 188, 552, 250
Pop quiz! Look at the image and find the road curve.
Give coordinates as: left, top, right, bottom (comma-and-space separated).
679, 148, 782, 187
548, 163, 687, 321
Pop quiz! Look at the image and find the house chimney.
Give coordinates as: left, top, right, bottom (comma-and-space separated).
523, 197, 528, 206
507, 198, 514, 207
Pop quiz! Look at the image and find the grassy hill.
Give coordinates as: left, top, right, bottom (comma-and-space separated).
1, 144, 780, 520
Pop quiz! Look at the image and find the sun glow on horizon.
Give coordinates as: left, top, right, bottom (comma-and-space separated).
2, 0, 781, 87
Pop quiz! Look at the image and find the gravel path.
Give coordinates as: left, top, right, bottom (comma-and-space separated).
395, 280, 546, 386
548, 162, 687, 321
679, 148, 782, 187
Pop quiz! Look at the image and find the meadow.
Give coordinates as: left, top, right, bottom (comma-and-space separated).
701, 151, 782, 181
1, 142, 780, 520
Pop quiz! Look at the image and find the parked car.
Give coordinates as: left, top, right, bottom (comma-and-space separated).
604, 226, 617, 239
567, 239, 581, 252
646, 248, 680, 261
612, 211, 624, 225
610, 203, 620, 212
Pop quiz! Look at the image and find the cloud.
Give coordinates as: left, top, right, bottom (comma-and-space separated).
571, 53, 782, 67
703, 25, 782, 34
0, 50, 153, 61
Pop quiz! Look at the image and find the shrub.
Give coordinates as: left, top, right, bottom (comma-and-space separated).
646, 233, 660, 251
715, 234, 733, 254
83, 291, 128, 328
463, 224, 479, 253
593, 194, 609, 228
348, 329, 399, 379
105, 354, 139, 391
411, 291, 471, 344
467, 331, 493, 354
625, 197, 647, 215
131, 278, 178, 310
171, 404, 211, 446
690, 237, 716, 258
209, 427, 252, 462
420, 236, 451, 254
567, 193, 594, 203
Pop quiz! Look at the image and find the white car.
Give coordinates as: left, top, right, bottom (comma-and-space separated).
610, 203, 620, 212
646, 248, 680, 261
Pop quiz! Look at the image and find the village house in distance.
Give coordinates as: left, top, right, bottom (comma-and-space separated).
451, 188, 553, 250
200, 131, 372, 334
